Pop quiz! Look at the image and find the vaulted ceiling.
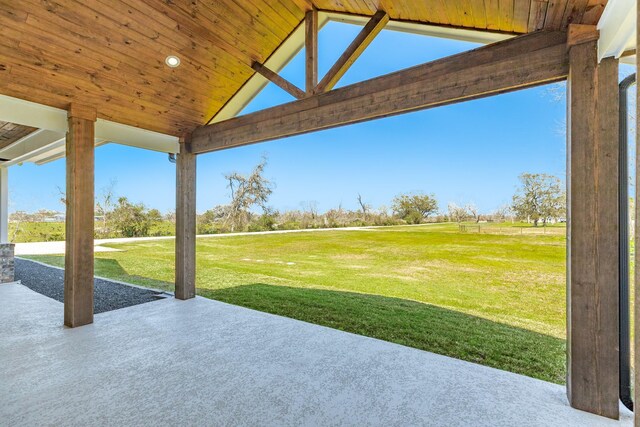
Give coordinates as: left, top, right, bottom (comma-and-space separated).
0, 1, 607, 137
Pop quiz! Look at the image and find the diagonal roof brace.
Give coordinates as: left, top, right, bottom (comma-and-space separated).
251, 62, 306, 99
315, 10, 389, 93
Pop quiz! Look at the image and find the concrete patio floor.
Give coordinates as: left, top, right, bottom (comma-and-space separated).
0, 283, 633, 426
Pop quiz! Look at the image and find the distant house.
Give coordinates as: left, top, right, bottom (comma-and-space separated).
44, 213, 65, 222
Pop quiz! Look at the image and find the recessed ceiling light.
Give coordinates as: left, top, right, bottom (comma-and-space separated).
165, 55, 180, 68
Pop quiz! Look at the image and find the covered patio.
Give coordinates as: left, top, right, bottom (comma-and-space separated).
0, 0, 638, 424
1, 282, 634, 426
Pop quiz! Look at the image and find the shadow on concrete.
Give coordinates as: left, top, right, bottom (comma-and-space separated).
199, 283, 566, 384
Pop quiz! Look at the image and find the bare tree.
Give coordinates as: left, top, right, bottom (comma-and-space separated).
447, 202, 468, 223
56, 185, 66, 207
492, 205, 512, 222
356, 193, 370, 220
466, 203, 480, 223
301, 200, 319, 220
225, 156, 273, 232
96, 179, 117, 236
9, 211, 29, 242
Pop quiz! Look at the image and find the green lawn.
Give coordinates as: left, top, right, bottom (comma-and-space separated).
26, 222, 567, 383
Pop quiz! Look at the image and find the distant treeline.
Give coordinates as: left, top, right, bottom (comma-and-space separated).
9, 160, 566, 242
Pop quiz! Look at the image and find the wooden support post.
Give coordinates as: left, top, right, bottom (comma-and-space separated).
175, 138, 196, 300
566, 26, 620, 419
305, 9, 318, 94
64, 104, 96, 328
633, 0, 640, 427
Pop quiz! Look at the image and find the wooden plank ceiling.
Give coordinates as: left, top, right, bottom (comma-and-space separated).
0, 121, 37, 150
0, 0, 607, 137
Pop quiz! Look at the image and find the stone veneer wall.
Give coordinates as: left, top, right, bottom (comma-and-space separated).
0, 243, 14, 283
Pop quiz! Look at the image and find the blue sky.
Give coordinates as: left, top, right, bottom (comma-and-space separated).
8, 22, 635, 215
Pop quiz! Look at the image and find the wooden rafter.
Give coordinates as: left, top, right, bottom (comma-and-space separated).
189, 31, 569, 154
315, 10, 389, 94
305, 9, 318, 94
251, 62, 306, 99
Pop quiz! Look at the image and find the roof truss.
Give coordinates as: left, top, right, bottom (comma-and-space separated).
210, 11, 513, 124
190, 30, 569, 154
250, 9, 390, 102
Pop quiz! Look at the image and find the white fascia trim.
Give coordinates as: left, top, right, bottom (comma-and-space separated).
1, 137, 106, 167
0, 132, 65, 167
94, 119, 178, 153
0, 94, 67, 133
28, 140, 109, 165
211, 12, 513, 123
597, 0, 636, 62
0, 128, 113, 166
0, 94, 179, 154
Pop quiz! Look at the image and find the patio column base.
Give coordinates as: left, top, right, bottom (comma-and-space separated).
0, 243, 14, 283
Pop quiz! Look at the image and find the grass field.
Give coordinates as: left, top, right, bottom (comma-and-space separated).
26, 222, 567, 383
9, 221, 175, 243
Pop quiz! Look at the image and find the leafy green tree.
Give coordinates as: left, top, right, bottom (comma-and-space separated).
392, 193, 438, 224
110, 197, 152, 237
147, 208, 163, 223
511, 173, 565, 227
249, 208, 279, 232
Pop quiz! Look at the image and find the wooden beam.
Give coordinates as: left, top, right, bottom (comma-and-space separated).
567, 38, 620, 419
305, 9, 318, 94
251, 62, 306, 100
315, 11, 389, 94
64, 103, 96, 328
567, 24, 599, 48
190, 31, 569, 154
621, 48, 636, 58
175, 137, 196, 300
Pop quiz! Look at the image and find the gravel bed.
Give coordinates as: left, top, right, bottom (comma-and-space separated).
15, 257, 168, 314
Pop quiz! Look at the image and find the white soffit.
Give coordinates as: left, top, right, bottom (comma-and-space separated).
0, 94, 180, 160
0, 130, 65, 167
598, 0, 636, 63
210, 12, 512, 123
